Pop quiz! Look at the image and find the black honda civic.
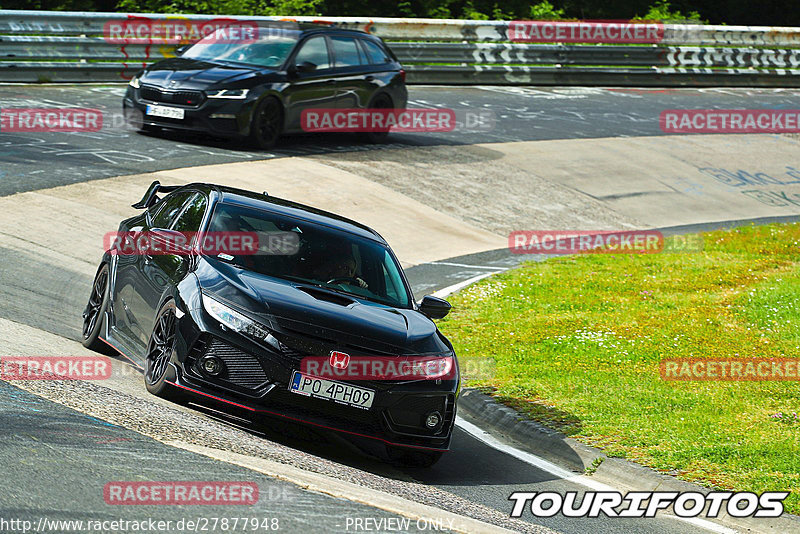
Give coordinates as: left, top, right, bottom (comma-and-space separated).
82, 182, 458, 466
122, 24, 408, 148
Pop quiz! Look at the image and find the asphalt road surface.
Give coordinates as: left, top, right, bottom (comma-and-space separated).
0, 238, 711, 534
1, 84, 799, 196
2, 83, 788, 534
0, 381, 419, 532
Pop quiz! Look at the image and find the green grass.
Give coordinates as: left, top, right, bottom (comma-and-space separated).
439, 223, 800, 512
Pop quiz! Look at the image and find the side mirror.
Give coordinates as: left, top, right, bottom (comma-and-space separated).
175, 45, 190, 56
296, 61, 317, 73
418, 295, 451, 319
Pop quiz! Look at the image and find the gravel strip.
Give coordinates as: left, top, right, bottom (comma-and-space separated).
8, 378, 554, 534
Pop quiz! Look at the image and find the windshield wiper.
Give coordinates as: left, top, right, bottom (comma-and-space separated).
281, 275, 366, 299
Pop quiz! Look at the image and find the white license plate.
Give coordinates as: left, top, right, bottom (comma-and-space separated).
145, 104, 185, 120
289, 371, 374, 410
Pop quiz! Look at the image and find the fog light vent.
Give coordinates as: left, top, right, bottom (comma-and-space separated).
201, 355, 224, 376
425, 411, 442, 429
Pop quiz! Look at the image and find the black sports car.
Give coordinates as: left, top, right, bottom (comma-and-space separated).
122, 24, 408, 148
82, 182, 458, 466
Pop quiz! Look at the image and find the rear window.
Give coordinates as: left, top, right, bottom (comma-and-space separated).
151, 191, 194, 229
331, 36, 363, 67
360, 39, 390, 64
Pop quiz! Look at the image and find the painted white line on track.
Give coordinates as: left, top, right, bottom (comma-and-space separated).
432, 271, 503, 299
455, 417, 609, 490
428, 261, 508, 270
455, 417, 739, 534
167, 441, 520, 534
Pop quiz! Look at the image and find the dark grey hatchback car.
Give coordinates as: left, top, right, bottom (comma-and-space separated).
123, 24, 408, 148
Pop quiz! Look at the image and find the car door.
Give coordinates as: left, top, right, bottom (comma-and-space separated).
283, 35, 337, 132
138, 192, 208, 345
328, 35, 373, 110
357, 38, 395, 100
112, 190, 195, 347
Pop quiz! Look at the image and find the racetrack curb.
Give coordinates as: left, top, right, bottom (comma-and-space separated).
169, 441, 519, 534
457, 388, 800, 533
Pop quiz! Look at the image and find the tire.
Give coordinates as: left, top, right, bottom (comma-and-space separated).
248, 96, 282, 149
363, 94, 393, 144
144, 300, 183, 401
82, 264, 114, 354
386, 445, 444, 468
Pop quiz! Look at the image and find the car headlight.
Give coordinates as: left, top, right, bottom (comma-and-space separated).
412, 355, 455, 380
129, 75, 141, 89
207, 89, 249, 99
203, 294, 271, 341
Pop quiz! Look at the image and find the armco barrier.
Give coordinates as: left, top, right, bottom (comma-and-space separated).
0, 10, 799, 85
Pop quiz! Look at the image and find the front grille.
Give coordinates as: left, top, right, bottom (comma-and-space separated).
199, 338, 270, 390
140, 85, 204, 107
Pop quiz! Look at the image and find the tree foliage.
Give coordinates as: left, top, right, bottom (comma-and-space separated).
0, 0, 797, 26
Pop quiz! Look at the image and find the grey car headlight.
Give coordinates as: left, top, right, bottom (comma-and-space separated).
129, 75, 141, 89
207, 89, 249, 99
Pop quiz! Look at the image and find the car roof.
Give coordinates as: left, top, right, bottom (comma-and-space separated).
296, 25, 374, 36
182, 183, 387, 243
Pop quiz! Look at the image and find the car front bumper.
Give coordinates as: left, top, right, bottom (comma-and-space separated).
123, 86, 255, 138
165, 303, 459, 452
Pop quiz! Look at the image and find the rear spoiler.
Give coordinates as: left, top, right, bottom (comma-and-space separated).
131, 180, 182, 209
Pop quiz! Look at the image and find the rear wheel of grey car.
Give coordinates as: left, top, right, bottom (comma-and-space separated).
386, 445, 443, 468
249, 96, 282, 149
363, 94, 393, 144
145, 300, 183, 400
82, 264, 114, 353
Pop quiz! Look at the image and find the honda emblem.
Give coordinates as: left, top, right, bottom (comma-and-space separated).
329, 351, 350, 370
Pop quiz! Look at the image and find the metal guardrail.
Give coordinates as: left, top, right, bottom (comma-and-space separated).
1, 10, 799, 86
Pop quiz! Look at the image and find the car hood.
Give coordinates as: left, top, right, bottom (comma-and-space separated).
195, 258, 448, 356
142, 57, 267, 88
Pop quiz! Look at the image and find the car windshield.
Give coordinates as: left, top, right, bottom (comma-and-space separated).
182, 28, 301, 68
207, 202, 412, 308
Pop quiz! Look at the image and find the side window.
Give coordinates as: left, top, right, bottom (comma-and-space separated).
382, 264, 401, 303
331, 36, 362, 67
294, 37, 330, 70
172, 193, 208, 232
151, 191, 193, 229
361, 39, 390, 64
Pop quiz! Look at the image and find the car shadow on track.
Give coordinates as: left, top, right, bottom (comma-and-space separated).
137, 374, 564, 486
136, 127, 464, 156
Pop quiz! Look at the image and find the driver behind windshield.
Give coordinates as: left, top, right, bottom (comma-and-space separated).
310, 250, 368, 289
